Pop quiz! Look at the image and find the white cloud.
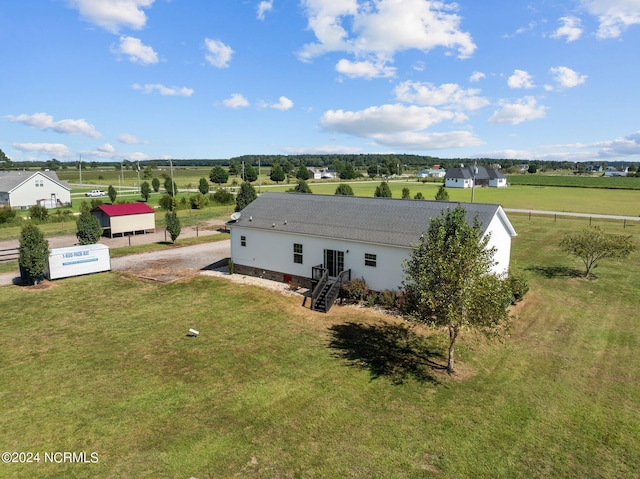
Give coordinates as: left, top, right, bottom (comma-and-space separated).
508, 70, 535, 89
335, 58, 396, 79
270, 96, 294, 111
551, 16, 583, 42
589, 130, 640, 157
282, 145, 363, 154
6, 112, 102, 138
469, 71, 486, 82
204, 38, 234, 68
13, 143, 72, 158
488, 97, 548, 125
319, 103, 482, 149
118, 133, 145, 144
549, 66, 587, 88
394, 81, 489, 111
580, 0, 640, 38
98, 143, 116, 153
132, 83, 194, 96
299, 0, 476, 75
257, 1, 274, 21
66, 0, 154, 33
222, 93, 250, 108
114, 36, 158, 64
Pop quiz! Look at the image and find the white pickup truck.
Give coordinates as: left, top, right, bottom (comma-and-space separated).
85, 189, 106, 197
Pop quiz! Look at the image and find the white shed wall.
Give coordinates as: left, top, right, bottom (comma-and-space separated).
110, 213, 155, 235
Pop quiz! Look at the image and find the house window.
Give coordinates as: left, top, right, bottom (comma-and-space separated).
240, 235, 246, 247
35, 179, 44, 187
365, 253, 377, 267
293, 243, 303, 264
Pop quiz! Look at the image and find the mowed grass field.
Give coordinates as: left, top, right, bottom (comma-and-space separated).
1, 216, 639, 478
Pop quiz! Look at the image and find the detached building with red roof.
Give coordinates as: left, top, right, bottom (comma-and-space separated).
91, 203, 156, 238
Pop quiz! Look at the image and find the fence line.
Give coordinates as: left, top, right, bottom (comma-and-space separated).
0, 247, 19, 263
505, 209, 640, 229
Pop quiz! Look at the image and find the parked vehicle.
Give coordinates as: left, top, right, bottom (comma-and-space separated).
85, 190, 105, 197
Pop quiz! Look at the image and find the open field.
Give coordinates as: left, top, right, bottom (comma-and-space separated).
1, 216, 639, 478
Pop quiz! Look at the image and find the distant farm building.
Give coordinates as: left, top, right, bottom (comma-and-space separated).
0, 170, 71, 209
91, 203, 156, 238
445, 166, 507, 189
417, 168, 446, 178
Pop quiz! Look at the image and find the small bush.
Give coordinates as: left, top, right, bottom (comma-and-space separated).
376, 290, 397, 309
211, 189, 235, 205
341, 278, 369, 302
29, 204, 49, 222
90, 198, 104, 209
0, 205, 17, 224
189, 193, 208, 209
394, 290, 418, 315
159, 194, 177, 211
506, 274, 529, 303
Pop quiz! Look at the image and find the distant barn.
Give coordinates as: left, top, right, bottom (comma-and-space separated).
91, 203, 156, 238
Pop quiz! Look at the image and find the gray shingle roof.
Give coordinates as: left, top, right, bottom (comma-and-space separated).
0, 170, 69, 192
445, 166, 505, 180
230, 192, 515, 247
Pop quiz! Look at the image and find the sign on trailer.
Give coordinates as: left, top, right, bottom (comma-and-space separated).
48, 244, 111, 280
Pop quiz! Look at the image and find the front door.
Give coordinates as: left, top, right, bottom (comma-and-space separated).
324, 249, 344, 278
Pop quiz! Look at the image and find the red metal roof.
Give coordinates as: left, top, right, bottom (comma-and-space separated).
93, 203, 155, 217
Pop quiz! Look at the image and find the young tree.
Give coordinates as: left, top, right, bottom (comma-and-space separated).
414, 192, 425, 200
151, 177, 160, 192
235, 181, 257, 212
159, 194, 177, 211
76, 211, 103, 245
108, 185, 117, 203
228, 160, 241, 177
140, 181, 151, 201
294, 179, 312, 193
243, 163, 258, 182
402, 206, 512, 373
435, 185, 450, 201
270, 164, 286, 184
198, 177, 210, 195
334, 184, 354, 195
165, 211, 181, 243
560, 226, 636, 278
340, 162, 357, 180
18, 224, 50, 285
402, 187, 411, 199
209, 166, 228, 186
374, 181, 392, 198
164, 177, 178, 196
366, 164, 378, 179
296, 164, 310, 181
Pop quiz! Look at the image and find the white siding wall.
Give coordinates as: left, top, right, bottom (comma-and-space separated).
231, 227, 410, 291
489, 178, 507, 188
445, 178, 472, 188
9, 173, 71, 208
484, 214, 512, 276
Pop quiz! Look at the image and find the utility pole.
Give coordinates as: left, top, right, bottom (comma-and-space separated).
136, 159, 141, 190
169, 158, 175, 196
258, 157, 261, 193
79, 155, 82, 186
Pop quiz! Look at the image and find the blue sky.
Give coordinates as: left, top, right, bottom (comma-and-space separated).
2, 0, 640, 163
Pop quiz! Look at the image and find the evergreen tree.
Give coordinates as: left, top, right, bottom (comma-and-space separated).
198, 177, 210, 195
151, 177, 160, 192
270, 164, 286, 183
235, 182, 257, 211
108, 185, 117, 203
294, 179, 312, 193
164, 177, 178, 196
374, 181, 392, 198
334, 184, 354, 195
243, 163, 258, 182
76, 211, 103, 245
209, 166, 228, 186
402, 187, 411, 199
165, 211, 181, 243
340, 162, 357, 180
435, 185, 450, 201
18, 224, 49, 285
296, 164, 311, 180
140, 181, 151, 201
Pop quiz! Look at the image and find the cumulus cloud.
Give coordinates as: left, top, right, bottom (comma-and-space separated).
132, 83, 194, 96
394, 81, 489, 111
114, 36, 158, 64
551, 16, 583, 42
335, 58, 396, 79
66, 0, 154, 33
469, 71, 486, 82
590, 130, 640, 157
270, 96, 294, 111
488, 97, 548, 125
508, 70, 535, 89
580, 0, 640, 38
222, 93, 250, 108
257, 1, 273, 21
320, 103, 482, 149
97, 143, 116, 153
117, 133, 145, 144
204, 38, 234, 68
299, 0, 476, 76
13, 143, 72, 158
282, 145, 363, 155
6, 112, 102, 138
549, 66, 587, 89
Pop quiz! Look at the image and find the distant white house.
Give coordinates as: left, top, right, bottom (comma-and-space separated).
307, 167, 337, 179
0, 170, 71, 209
227, 193, 517, 294
417, 168, 446, 178
603, 167, 628, 177
445, 166, 507, 189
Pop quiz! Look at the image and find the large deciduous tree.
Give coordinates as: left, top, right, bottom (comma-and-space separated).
19, 224, 50, 285
402, 206, 512, 373
560, 226, 636, 278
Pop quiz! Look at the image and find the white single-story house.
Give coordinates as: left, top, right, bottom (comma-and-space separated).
0, 170, 71, 209
445, 166, 507, 189
227, 193, 517, 295
417, 168, 446, 178
91, 203, 156, 238
603, 167, 628, 177
307, 167, 337, 179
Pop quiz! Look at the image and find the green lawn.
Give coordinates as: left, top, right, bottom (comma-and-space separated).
1, 216, 639, 478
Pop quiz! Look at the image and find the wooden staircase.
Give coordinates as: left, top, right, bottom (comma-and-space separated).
310, 266, 351, 313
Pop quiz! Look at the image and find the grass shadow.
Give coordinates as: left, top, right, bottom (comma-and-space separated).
328, 321, 444, 385
526, 265, 583, 279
